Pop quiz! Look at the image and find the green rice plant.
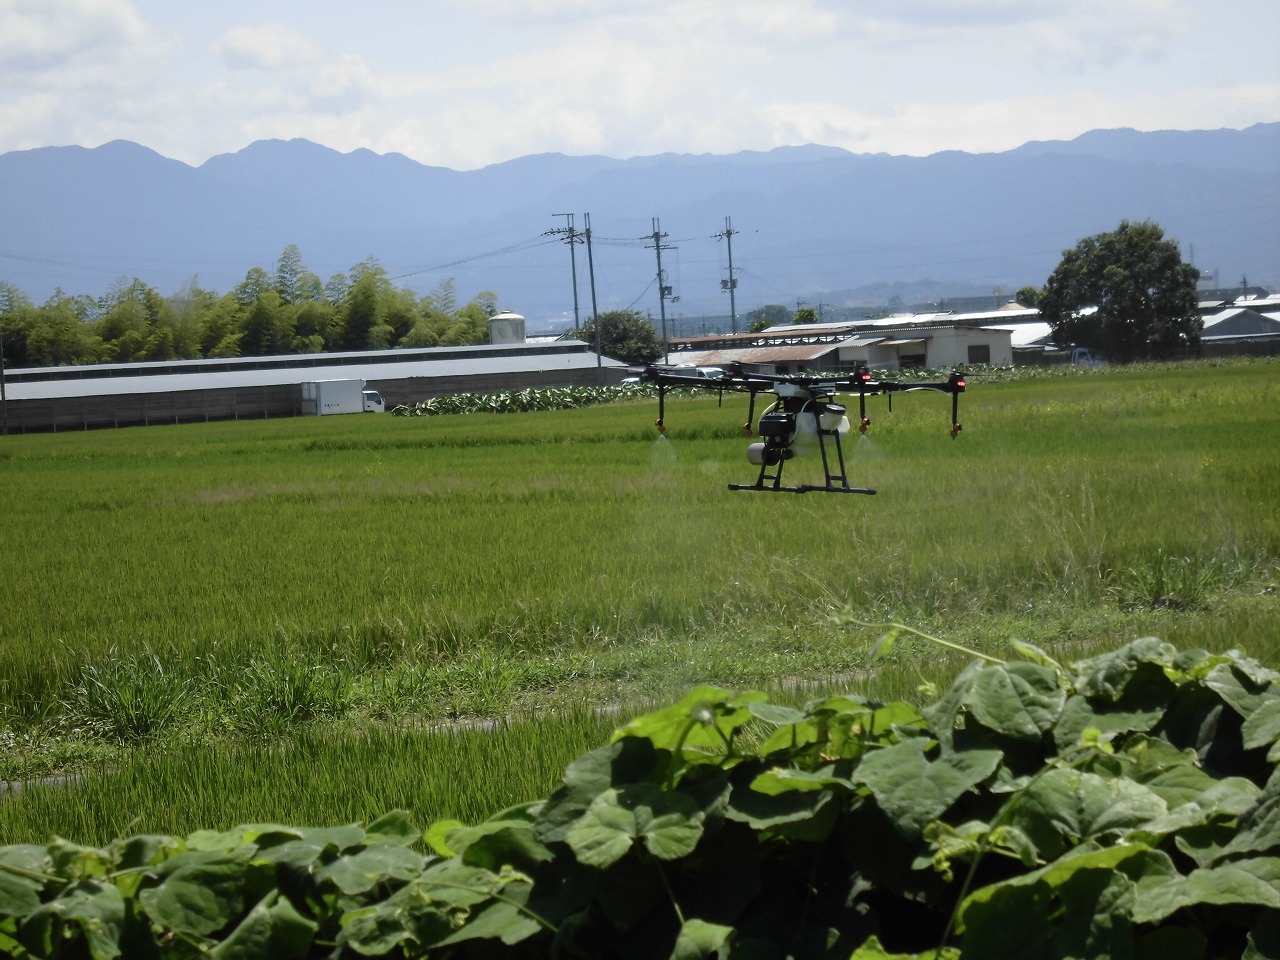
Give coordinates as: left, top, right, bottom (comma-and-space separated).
0, 359, 1276, 786
61, 652, 195, 742
1109, 547, 1231, 610
0, 705, 621, 844
220, 653, 353, 733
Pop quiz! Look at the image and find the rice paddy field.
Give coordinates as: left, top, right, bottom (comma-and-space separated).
1, 358, 1278, 844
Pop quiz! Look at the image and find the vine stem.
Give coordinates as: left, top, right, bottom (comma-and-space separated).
850, 619, 1006, 665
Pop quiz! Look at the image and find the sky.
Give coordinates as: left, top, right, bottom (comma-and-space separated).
1, 0, 1278, 170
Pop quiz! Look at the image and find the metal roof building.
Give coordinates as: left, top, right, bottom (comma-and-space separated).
1, 340, 626, 433
664, 311, 1020, 373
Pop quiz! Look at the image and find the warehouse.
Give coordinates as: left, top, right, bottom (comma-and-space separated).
0, 339, 625, 433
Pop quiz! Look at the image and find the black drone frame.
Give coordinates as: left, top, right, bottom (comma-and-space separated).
638, 362, 965, 494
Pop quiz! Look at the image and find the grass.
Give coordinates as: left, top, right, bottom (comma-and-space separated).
1, 359, 1278, 843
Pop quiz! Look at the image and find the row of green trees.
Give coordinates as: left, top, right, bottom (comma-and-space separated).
0, 246, 499, 368
1, 222, 1204, 370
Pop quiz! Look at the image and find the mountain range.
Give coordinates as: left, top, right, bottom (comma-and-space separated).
1, 123, 1276, 328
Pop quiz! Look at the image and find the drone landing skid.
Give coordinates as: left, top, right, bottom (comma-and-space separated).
729, 481, 876, 495
730, 425, 875, 494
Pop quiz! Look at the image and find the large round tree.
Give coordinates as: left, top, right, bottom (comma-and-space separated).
572, 309, 663, 365
1038, 220, 1201, 362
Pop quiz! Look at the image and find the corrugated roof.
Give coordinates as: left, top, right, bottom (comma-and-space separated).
7, 350, 623, 401
663, 343, 849, 366
984, 321, 1053, 346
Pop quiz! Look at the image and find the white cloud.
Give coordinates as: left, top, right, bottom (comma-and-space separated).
0, 0, 1275, 168
213, 22, 325, 71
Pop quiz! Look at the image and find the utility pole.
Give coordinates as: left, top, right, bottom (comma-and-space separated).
583, 212, 603, 384
717, 216, 739, 333
649, 218, 677, 363
546, 214, 582, 329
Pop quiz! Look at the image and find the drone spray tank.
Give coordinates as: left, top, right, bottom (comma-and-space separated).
746, 383, 851, 467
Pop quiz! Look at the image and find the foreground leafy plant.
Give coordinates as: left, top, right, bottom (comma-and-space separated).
2, 637, 1277, 958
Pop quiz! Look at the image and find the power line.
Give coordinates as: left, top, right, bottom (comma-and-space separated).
389, 235, 560, 281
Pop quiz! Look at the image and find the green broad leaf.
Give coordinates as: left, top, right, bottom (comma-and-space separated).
0, 846, 52, 919
849, 934, 959, 959
536, 737, 661, 845
364, 810, 421, 847
613, 687, 766, 754
758, 719, 822, 756
964, 864, 1147, 959
747, 702, 808, 726
210, 890, 316, 959
1204, 662, 1274, 720
450, 820, 554, 873
1173, 823, 1239, 868
921, 660, 985, 750
434, 878, 542, 948
670, 918, 733, 959
20, 879, 126, 960
1216, 792, 1280, 861
1234, 855, 1280, 887
339, 902, 435, 956
726, 779, 835, 833
868, 700, 927, 739
424, 819, 464, 857
964, 662, 1065, 741
1132, 863, 1280, 923
748, 765, 851, 796
138, 848, 254, 937
1053, 693, 1165, 752
1242, 698, 1280, 751
46, 838, 113, 880
1010, 768, 1168, 859
1009, 639, 1062, 671
1224, 651, 1280, 687
108, 834, 181, 873
852, 740, 1002, 840
185, 823, 307, 853
1140, 776, 1262, 839
315, 843, 426, 896
0, 867, 44, 920
564, 783, 704, 869
1069, 636, 1179, 700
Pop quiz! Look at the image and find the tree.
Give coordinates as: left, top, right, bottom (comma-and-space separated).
1038, 220, 1201, 363
274, 245, 323, 303
792, 306, 819, 325
1015, 285, 1042, 308
745, 304, 789, 332
572, 310, 663, 365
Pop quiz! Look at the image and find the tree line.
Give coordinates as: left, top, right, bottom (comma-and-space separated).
0, 245, 499, 369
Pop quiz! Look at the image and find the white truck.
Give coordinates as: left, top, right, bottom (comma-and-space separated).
300, 379, 385, 415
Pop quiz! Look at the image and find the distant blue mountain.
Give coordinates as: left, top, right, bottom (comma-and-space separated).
1, 124, 1276, 326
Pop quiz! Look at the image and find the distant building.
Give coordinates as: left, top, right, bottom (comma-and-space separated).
1, 339, 625, 433
662, 310, 1023, 373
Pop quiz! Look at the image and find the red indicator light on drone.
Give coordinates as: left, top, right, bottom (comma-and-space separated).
860, 417, 871, 434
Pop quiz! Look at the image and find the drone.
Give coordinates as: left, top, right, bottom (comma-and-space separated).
636, 362, 966, 494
